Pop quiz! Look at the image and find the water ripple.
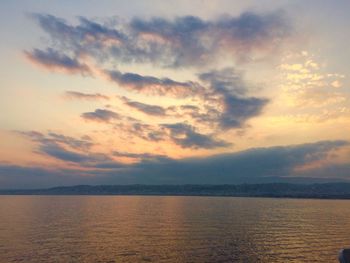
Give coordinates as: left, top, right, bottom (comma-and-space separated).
0, 196, 349, 262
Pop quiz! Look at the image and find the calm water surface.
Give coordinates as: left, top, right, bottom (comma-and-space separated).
0, 196, 349, 262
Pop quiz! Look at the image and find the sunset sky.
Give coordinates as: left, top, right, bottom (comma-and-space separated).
0, 0, 349, 188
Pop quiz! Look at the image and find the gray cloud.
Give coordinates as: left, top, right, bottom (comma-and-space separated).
179, 104, 221, 124
121, 96, 166, 116
81, 109, 120, 122
64, 91, 109, 100
161, 123, 231, 149
0, 164, 69, 189
220, 96, 268, 129
19, 131, 92, 163
18, 131, 123, 168
108, 68, 268, 131
112, 68, 269, 132
24, 48, 90, 74
29, 11, 291, 68
1, 140, 348, 188
114, 120, 230, 149
105, 70, 201, 97
180, 105, 200, 111
39, 143, 90, 163
27, 13, 272, 133
199, 68, 269, 129
44, 146, 123, 168
115, 122, 166, 142
19, 131, 93, 151
125, 140, 350, 184
129, 12, 291, 66
113, 151, 168, 160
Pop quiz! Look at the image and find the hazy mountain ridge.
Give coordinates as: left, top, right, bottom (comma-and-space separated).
1, 183, 350, 199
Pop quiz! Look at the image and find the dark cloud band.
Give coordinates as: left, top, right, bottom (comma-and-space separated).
1, 140, 348, 188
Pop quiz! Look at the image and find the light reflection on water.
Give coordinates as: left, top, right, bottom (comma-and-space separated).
0, 196, 349, 262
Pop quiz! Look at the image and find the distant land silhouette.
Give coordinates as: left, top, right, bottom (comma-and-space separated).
1, 183, 350, 199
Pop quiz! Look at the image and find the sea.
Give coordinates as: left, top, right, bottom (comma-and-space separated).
0, 195, 349, 262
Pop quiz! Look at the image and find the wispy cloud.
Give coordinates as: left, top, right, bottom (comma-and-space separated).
19, 131, 93, 151
18, 131, 123, 168
199, 68, 269, 129
105, 69, 201, 97
81, 109, 121, 122
161, 123, 231, 149
29, 11, 291, 68
121, 96, 167, 116
64, 91, 109, 100
24, 48, 91, 74
279, 53, 347, 109
112, 151, 168, 160
26, 13, 273, 136
113, 120, 231, 149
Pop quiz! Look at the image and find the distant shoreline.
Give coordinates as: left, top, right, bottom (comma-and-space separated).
1, 194, 350, 201
1, 183, 350, 200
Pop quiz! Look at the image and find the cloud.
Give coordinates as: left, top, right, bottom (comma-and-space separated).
105, 70, 201, 97
113, 120, 230, 149
113, 151, 168, 160
0, 164, 68, 189
298, 163, 350, 179
278, 54, 348, 109
27, 14, 272, 133
48, 132, 93, 150
19, 131, 93, 162
29, 11, 291, 68
130, 11, 291, 66
126, 140, 349, 184
121, 97, 166, 116
219, 96, 268, 129
32, 13, 125, 50
18, 131, 123, 168
19, 131, 93, 151
199, 68, 269, 129
81, 109, 120, 122
64, 91, 109, 100
161, 123, 231, 149
1, 140, 348, 188
114, 121, 165, 142
24, 48, 91, 74
0, 164, 125, 189
112, 68, 269, 132
39, 143, 90, 163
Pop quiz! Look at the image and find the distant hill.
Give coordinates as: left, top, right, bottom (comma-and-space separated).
1, 183, 350, 199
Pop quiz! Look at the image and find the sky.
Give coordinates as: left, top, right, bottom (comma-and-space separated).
0, 0, 349, 188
